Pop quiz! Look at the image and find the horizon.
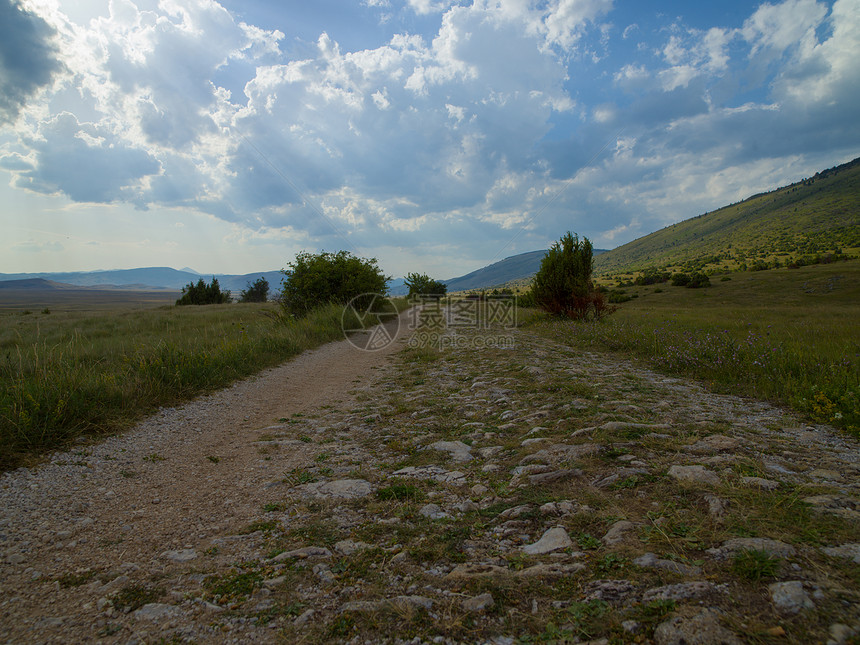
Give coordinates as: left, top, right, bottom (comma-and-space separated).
1, 0, 858, 278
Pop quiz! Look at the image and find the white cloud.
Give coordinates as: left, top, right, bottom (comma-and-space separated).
1, 0, 858, 277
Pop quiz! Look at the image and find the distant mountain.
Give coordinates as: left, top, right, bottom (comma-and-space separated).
439, 247, 607, 293
0, 268, 286, 293
0, 278, 82, 290
594, 156, 860, 276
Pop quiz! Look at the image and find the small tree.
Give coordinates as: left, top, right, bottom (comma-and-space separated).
280, 250, 388, 317
404, 272, 447, 299
176, 277, 232, 305
532, 232, 613, 320
239, 276, 270, 303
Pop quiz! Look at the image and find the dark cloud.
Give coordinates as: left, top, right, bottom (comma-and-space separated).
15, 113, 161, 203
0, 0, 63, 124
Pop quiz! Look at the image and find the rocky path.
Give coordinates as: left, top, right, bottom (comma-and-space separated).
1, 318, 858, 644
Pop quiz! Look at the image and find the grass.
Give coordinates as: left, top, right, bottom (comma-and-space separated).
526, 262, 860, 436
0, 300, 373, 470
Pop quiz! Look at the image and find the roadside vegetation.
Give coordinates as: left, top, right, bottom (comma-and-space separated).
525, 261, 860, 437
0, 301, 366, 470
0, 246, 407, 470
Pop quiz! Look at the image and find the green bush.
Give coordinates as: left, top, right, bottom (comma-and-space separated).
532, 232, 614, 320
279, 250, 388, 317
176, 277, 232, 305
671, 273, 691, 287
687, 272, 711, 288
239, 276, 270, 303
404, 272, 447, 298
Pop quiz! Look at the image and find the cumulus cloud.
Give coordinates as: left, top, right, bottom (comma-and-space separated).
0, 0, 857, 274
0, 0, 63, 124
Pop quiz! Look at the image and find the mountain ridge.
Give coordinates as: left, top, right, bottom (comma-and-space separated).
593, 156, 860, 275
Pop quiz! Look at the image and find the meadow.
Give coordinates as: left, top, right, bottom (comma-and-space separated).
526, 261, 860, 436
0, 300, 366, 470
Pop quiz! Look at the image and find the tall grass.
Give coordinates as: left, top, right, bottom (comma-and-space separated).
525, 262, 860, 436
0, 302, 362, 470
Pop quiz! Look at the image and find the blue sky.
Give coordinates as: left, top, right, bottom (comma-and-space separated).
1, 0, 858, 279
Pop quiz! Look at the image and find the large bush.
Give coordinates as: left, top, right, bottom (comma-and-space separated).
404, 272, 447, 298
279, 250, 388, 317
532, 232, 613, 320
176, 277, 232, 305
239, 276, 270, 303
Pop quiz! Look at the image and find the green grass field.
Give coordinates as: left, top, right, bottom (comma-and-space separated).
0, 300, 369, 470
526, 261, 860, 436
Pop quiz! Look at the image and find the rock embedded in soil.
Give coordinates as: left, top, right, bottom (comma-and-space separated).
741, 476, 780, 490
601, 520, 635, 546
653, 608, 743, 645
295, 478, 375, 500
633, 552, 702, 576
462, 593, 494, 612
667, 465, 721, 487
768, 581, 815, 614
522, 527, 573, 555
821, 543, 860, 564
426, 440, 473, 462
706, 537, 796, 560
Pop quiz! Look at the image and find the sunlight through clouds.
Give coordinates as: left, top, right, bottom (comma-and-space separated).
0, 0, 857, 276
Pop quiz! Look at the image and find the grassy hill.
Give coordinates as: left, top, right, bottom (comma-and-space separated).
594, 157, 860, 277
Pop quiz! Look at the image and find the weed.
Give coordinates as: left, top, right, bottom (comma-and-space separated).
576, 533, 601, 550
112, 584, 163, 612
597, 553, 629, 574
328, 614, 356, 639
206, 455, 220, 463
376, 484, 425, 501
143, 453, 165, 463
204, 570, 263, 604
57, 570, 97, 588
283, 467, 317, 485
262, 502, 285, 512
731, 549, 780, 581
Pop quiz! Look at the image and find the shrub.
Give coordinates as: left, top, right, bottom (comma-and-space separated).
671, 272, 710, 288
176, 277, 232, 305
671, 273, 691, 287
279, 250, 388, 317
687, 272, 711, 288
531, 232, 614, 320
607, 289, 632, 303
239, 276, 270, 303
634, 271, 670, 286
517, 289, 537, 308
404, 272, 447, 299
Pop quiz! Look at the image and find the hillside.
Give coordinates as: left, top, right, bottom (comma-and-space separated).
594, 156, 860, 276
0, 268, 285, 293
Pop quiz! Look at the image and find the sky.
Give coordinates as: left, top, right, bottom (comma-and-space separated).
1, 0, 858, 279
